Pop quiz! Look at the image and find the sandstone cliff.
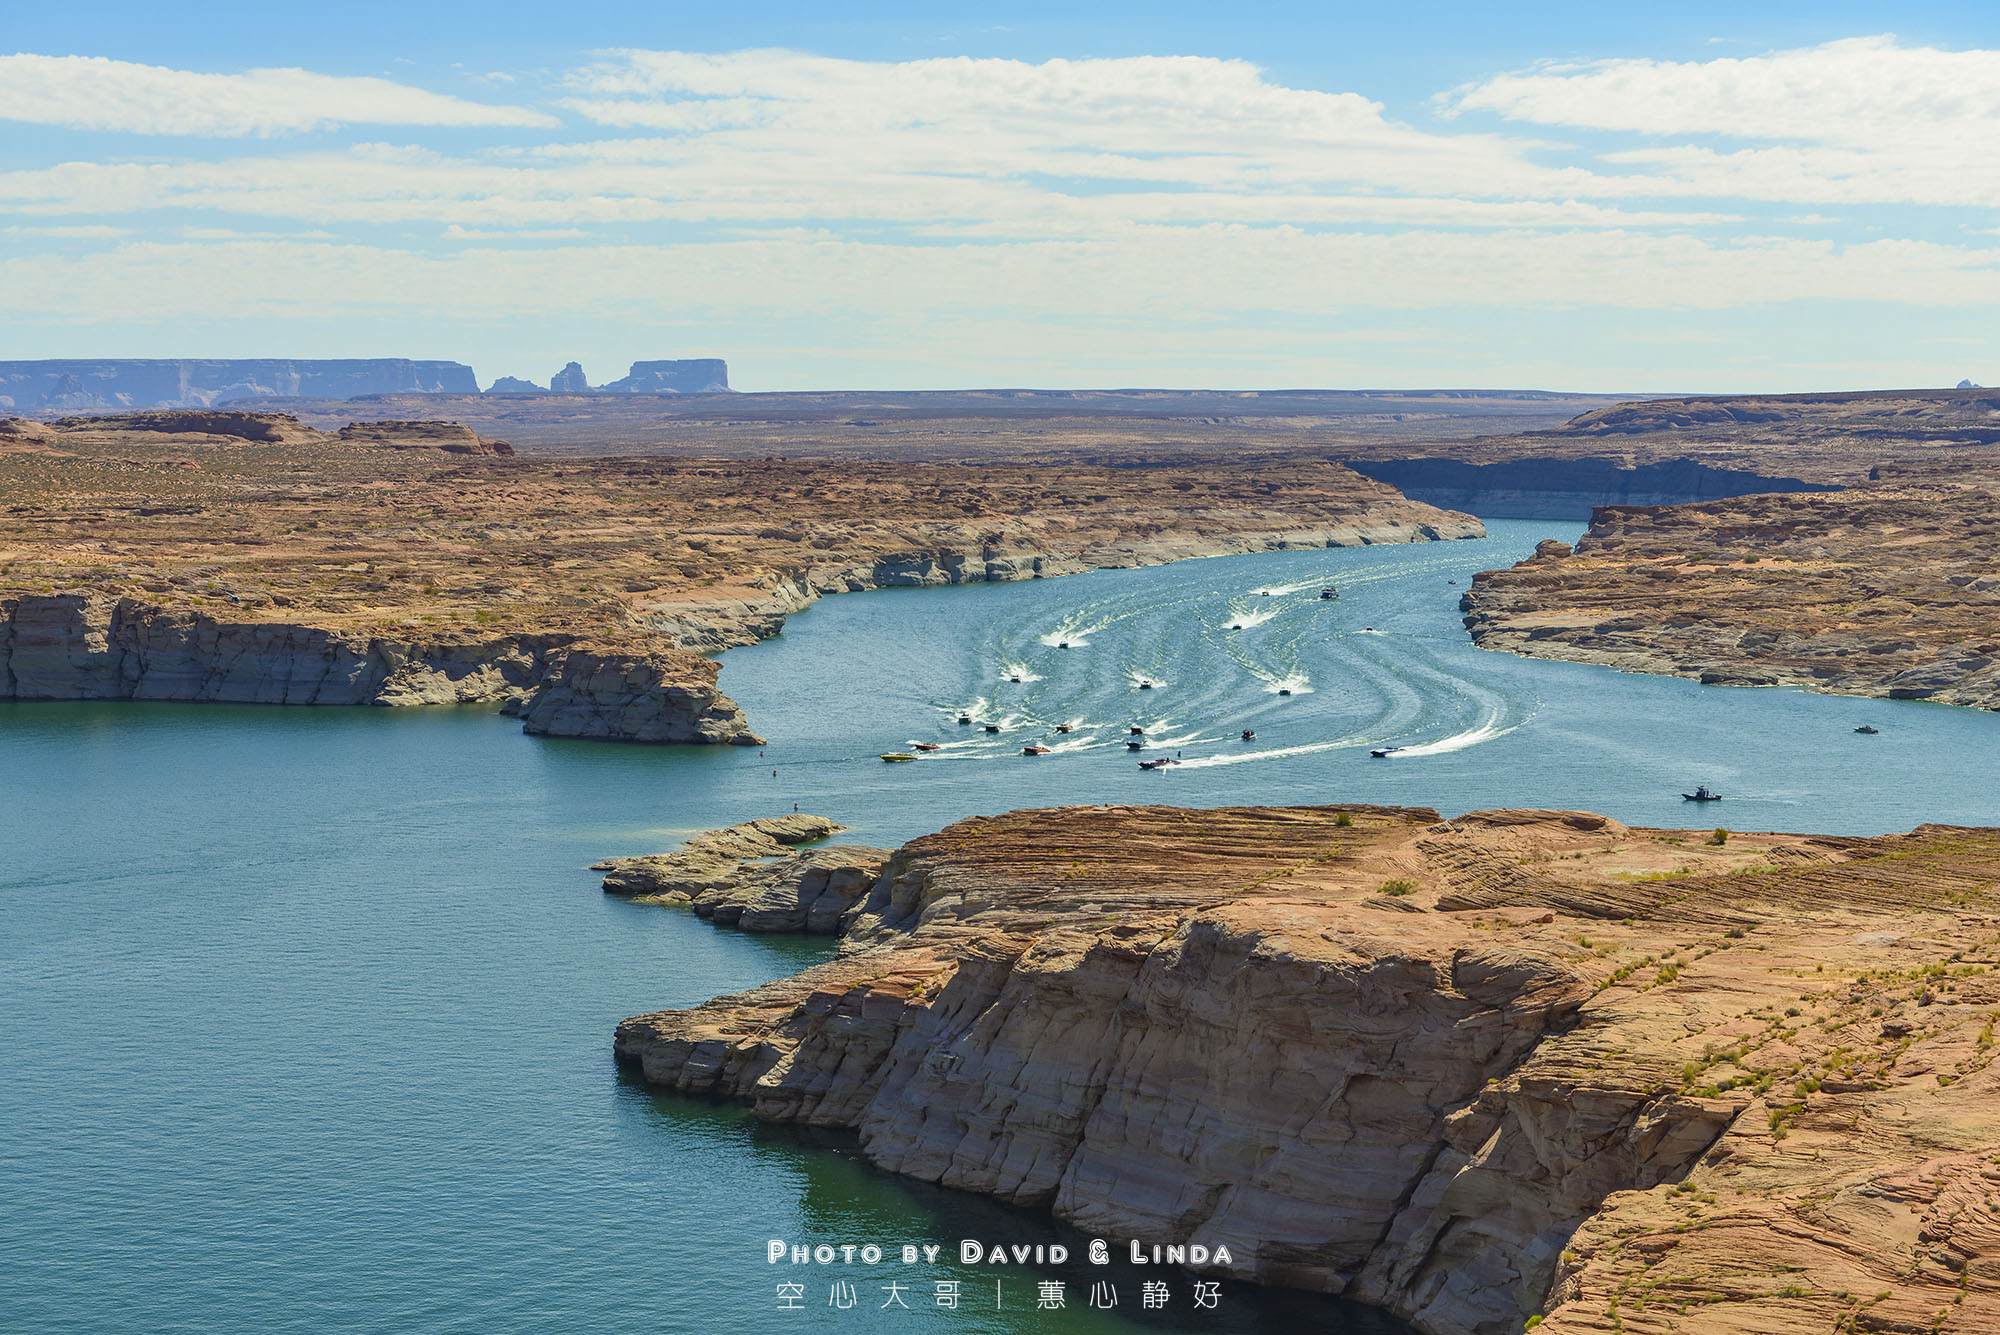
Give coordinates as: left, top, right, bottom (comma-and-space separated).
1461, 487, 2000, 710
0, 358, 477, 410
616, 804, 2000, 1335
594, 815, 888, 931
0, 594, 758, 745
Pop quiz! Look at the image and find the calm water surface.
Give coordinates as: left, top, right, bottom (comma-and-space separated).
5, 519, 1996, 1333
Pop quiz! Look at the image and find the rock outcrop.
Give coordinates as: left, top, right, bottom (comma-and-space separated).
616, 803, 2000, 1335
548, 362, 590, 394
594, 815, 888, 931
0, 359, 477, 409
1461, 486, 2000, 710
333, 420, 515, 455
485, 376, 544, 394
0, 594, 758, 744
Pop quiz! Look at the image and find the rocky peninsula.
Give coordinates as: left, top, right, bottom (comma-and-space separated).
616, 803, 2000, 1335
0, 409, 1480, 742
1461, 485, 2000, 710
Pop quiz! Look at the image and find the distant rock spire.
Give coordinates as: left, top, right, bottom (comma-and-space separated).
550, 361, 590, 393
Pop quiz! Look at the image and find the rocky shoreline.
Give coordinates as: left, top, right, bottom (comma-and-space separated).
1461, 490, 2000, 710
615, 804, 2000, 1335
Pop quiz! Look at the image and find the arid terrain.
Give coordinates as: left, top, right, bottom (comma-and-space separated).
616, 802, 2000, 1335
0, 409, 1479, 740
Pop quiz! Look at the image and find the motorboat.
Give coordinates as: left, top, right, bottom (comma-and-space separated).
1854, 724, 1879, 734
1058, 641, 1070, 649
1318, 587, 1337, 600
1277, 688, 1292, 696
1022, 745, 1051, 756
881, 753, 914, 763
1241, 730, 1256, 740
913, 742, 941, 752
1009, 674, 1023, 683
1054, 723, 1074, 734
1138, 681, 1154, 690
1130, 726, 1145, 735
984, 723, 1001, 733
1682, 785, 1722, 801
957, 714, 973, 725
1370, 745, 1405, 758
1126, 739, 1145, 750
1228, 624, 1243, 631
1139, 757, 1180, 770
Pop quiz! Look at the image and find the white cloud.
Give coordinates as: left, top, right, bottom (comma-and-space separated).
0, 53, 557, 135
1448, 36, 2000, 208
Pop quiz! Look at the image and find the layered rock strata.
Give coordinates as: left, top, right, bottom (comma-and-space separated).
0, 594, 757, 744
0, 412, 1481, 741
617, 803, 2000, 1335
1462, 487, 2000, 709
594, 815, 888, 931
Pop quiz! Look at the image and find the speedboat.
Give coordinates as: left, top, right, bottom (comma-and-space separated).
1022, 745, 1051, 756
913, 742, 941, 752
1682, 785, 1722, 801
1138, 681, 1154, 690
1054, 723, 1074, 734
1854, 724, 1879, 734
1058, 641, 1070, 649
1139, 756, 1180, 770
1009, 674, 1023, 683
957, 714, 973, 725
1130, 725, 1145, 735
1277, 688, 1292, 696
1241, 730, 1256, 740
1370, 745, 1405, 758
1318, 587, 1337, 600
984, 723, 1001, 734
1228, 624, 1243, 631
881, 753, 914, 763
1126, 739, 1145, 750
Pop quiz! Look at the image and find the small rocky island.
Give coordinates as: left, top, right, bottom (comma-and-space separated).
616, 802, 2000, 1335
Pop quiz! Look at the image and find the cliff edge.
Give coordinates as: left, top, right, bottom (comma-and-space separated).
617, 803, 2000, 1335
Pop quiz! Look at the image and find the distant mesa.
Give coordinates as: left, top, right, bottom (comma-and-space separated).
0, 359, 479, 412
549, 361, 591, 394
1958, 378, 1983, 389
537, 359, 732, 395
486, 375, 545, 394
597, 359, 731, 394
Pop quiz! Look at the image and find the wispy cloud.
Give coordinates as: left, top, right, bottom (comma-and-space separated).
0, 53, 557, 135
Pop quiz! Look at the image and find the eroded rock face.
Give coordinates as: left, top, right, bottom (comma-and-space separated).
549, 362, 590, 394
596, 816, 886, 931
333, 420, 515, 455
616, 804, 2000, 1335
0, 594, 757, 743
1462, 487, 2000, 710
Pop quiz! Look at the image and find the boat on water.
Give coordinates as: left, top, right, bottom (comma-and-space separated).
881, 753, 915, 763
1127, 739, 1145, 750
1241, 729, 1256, 740
984, 723, 1001, 733
913, 742, 941, 752
1682, 785, 1722, 801
1054, 723, 1074, 734
1370, 745, 1405, 758
1277, 688, 1292, 696
1130, 725, 1145, 735
1854, 724, 1880, 734
1009, 674, 1023, 683
1058, 641, 1070, 649
1139, 756, 1179, 770
957, 714, 973, 724
1228, 623, 1243, 630
1138, 681, 1154, 690
1318, 587, 1337, 600
1022, 745, 1052, 756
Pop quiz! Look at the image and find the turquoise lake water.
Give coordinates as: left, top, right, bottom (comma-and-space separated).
6, 518, 1999, 1334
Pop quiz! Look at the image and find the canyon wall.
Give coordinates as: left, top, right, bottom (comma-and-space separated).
615, 804, 2000, 1335
0, 594, 759, 745
1343, 457, 1836, 520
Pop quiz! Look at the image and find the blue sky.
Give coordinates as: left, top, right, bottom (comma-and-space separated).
6, 2, 2000, 393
